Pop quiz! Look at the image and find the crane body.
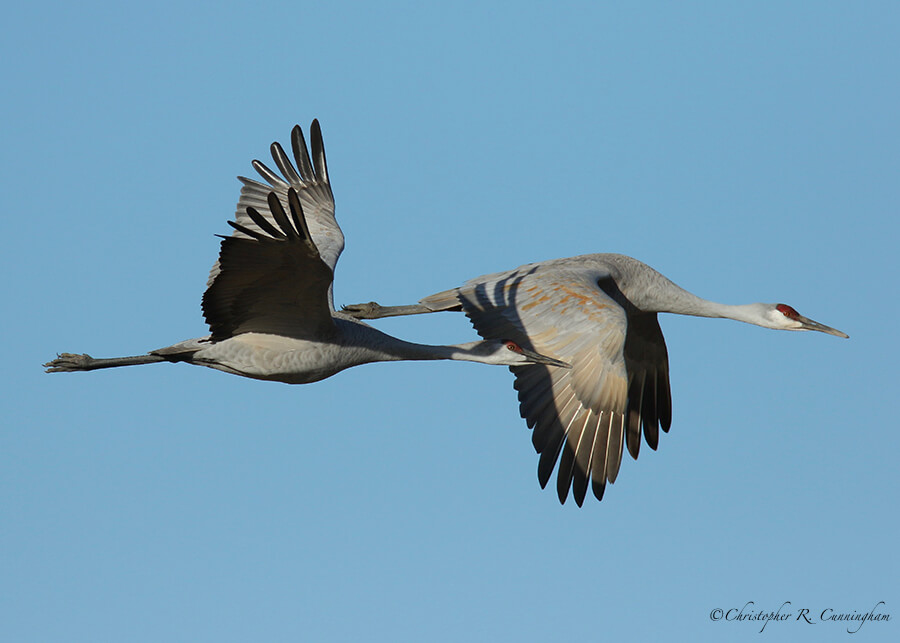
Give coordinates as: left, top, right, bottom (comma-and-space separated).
44, 123, 567, 384
344, 252, 847, 506
45, 118, 847, 507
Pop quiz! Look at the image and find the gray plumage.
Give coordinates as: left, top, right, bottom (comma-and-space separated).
44, 122, 568, 384
344, 253, 848, 506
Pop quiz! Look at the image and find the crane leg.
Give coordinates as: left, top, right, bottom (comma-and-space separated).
44, 352, 166, 373
341, 301, 434, 319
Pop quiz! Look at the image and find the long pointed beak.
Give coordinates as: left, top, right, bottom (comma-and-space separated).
797, 314, 849, 339
520, 347, 572, 368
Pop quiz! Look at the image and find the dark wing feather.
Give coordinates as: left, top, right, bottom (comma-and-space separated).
622, 313, 671, 460
439, 260, 671, 505
450, 266, 629, 505
203, 189, 336, 341
209, 121, 342, 309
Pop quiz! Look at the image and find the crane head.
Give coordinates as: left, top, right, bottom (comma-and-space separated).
771, 304, 849, 338
468, 339, 572, 368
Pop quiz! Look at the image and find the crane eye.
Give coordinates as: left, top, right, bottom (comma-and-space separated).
505, 341, 522, 352
776, 304, 799, 319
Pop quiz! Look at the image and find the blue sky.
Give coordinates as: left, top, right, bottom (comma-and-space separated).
2, 2, 897, 641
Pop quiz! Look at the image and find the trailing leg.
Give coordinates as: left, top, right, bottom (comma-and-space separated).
341, 302, 437, 319
44, 352, 166, 373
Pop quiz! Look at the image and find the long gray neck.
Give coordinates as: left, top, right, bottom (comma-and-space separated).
650, 288, 765, 325
615, 258, 766, 325
341, 320, 493, 365
372, 337, 490, 364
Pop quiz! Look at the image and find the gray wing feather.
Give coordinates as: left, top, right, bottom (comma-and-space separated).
208, 121, 342, 308
203, 189, 336, 341
447, 259, 670, 505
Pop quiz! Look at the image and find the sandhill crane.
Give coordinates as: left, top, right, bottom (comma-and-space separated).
44, 122, 568, 383
343, 254, 848, 506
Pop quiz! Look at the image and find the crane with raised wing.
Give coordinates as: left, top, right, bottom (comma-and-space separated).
44, 122, 568, 383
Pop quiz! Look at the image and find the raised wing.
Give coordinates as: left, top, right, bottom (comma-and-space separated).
202, 189, 337, 342
438, 261, 671, 506
209, 121, 342, 307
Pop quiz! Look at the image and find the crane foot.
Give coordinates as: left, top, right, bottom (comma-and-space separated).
341, 301, 386, 319
43, 353, 95, 372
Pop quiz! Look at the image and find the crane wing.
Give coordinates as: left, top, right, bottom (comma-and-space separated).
208, 121, 343, 308
431, 263, 671, 506
202, 189, 337, 342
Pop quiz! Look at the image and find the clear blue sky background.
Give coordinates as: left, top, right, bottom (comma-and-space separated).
2, 2, 897, 642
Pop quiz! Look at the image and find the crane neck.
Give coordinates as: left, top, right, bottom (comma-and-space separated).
637, 285, 769, 326
374, 338, 496, 364
606, 258, 771, 327
340, 320, 501, 365
664, 297, 766, 324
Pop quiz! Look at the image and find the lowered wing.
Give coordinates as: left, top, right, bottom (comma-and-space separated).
442, 261, 671, 506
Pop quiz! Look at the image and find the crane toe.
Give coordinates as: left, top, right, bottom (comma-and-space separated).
341, 302, 383, 319
43, 353, 93, 372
